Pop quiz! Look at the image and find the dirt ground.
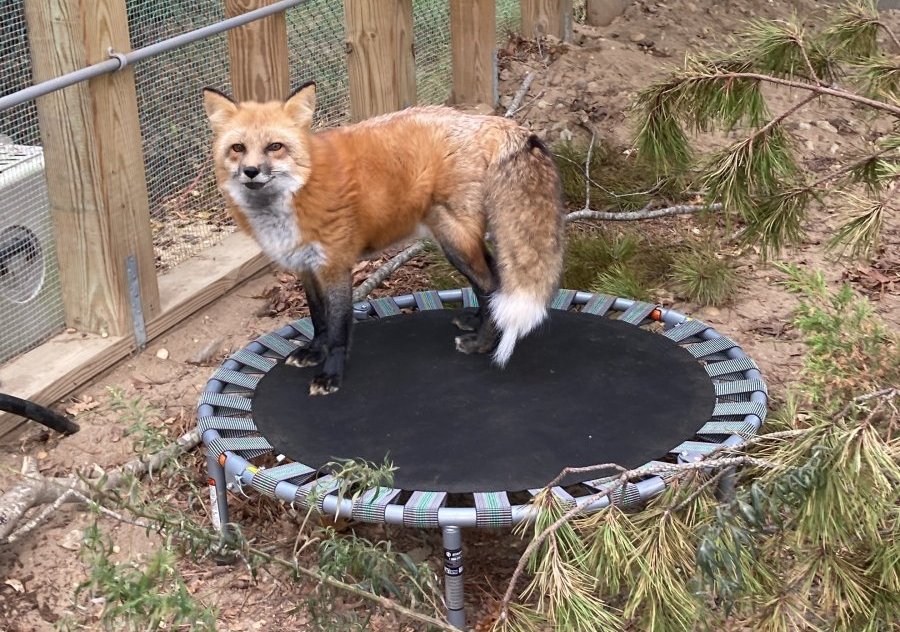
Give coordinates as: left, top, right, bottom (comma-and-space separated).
2, 0, 899, 630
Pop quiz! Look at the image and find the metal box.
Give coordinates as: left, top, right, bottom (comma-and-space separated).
0, 143, 65, 364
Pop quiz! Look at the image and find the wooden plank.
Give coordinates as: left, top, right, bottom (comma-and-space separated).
23, 0, 160, 337
0, 232, 268, 441
343, 0, 416, 122
152, 232, 266, 336
521, 0, 573, 41
225, 0, 290, 102
450, 0, 497, 107
585, 0, 628, 26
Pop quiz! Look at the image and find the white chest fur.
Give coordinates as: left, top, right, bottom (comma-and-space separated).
226, 182, 326, 272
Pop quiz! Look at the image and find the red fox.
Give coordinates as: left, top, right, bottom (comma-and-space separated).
203, 83, 565, 395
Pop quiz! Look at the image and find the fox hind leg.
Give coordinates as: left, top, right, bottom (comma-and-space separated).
432, 228, 500, 355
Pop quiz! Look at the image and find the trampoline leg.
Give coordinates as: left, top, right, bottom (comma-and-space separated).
206, 453, 231, 537
442, 526, 466, 629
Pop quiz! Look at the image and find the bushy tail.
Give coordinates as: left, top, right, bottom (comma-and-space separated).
485, 133, 565, 367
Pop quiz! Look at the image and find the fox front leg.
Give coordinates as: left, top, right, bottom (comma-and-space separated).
308, 274, 353, 396
285, 272, 328, 368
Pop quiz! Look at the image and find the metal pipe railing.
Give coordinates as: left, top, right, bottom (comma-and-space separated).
0, 0, 305, 113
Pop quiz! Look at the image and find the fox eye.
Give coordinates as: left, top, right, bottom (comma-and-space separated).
231, 143, 246, 153
266, 142, 284, 152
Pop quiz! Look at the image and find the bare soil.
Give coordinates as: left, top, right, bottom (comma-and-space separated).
1, 1, 898, 630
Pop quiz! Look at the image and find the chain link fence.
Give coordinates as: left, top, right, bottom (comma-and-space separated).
0, 0, 525, 363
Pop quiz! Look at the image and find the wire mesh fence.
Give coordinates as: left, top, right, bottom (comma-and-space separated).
415, 1, 454, 105
127, 0, 235, 272
0, 0, 527, 363
286, 0, 351, 129
0, 1, 65, 364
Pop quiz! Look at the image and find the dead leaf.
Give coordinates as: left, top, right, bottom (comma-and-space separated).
4, 578, 25, 593
65, 396, 100, 416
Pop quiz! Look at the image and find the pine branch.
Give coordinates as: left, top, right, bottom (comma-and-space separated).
496, 454, 775, 623
877, 20, 900, 52
691, 71, 900, 117
751, 93, 819, 140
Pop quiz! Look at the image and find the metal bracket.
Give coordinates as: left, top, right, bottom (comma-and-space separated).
125, 255, 147, 349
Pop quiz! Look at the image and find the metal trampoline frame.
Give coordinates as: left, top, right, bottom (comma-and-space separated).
197, 287, 768, 629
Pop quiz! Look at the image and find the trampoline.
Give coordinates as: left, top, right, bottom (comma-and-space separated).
197, 288, 768, 628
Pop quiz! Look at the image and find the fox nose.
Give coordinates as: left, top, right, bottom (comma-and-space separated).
243, 166, 260, 179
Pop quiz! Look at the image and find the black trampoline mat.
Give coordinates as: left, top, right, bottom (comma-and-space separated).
253, 309, 715, 493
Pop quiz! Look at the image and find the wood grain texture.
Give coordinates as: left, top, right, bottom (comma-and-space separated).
450, 0, 497, 106
521, 0, 573, 41
343, 0, 416, 122
23, 0, 159, 337
225, 0, 290, 102
0, 232, 268, 441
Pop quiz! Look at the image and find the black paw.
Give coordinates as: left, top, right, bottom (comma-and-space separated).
452, 310, 483, 332
309, 372, 341, 396
285, 344, 326, 368
454, 332, 495, 355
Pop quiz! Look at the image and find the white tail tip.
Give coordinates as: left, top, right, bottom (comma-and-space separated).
489, 291, 547, 367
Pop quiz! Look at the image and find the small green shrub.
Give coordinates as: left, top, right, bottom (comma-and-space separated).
777, 262, 900, 406
592, 262, 652, 302
64, 522, 216, 632
670, 245, 739, 306
562, 230, 639, 290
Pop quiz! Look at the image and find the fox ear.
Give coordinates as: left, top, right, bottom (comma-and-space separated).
285, 81, 316, 128
202, 88, 238, 132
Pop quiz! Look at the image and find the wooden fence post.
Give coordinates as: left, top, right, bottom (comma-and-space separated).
23, 0, 160, 338
521, 0, 573, 41
225, 0, 290, 102
450, 0, 497, 107
343, 0, 416, 122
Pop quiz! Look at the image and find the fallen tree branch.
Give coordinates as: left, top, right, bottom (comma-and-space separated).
582, 132, 596, 212
505, 71, 536, 117
0, 457, 61, 542
351, 241, 427, 303
0, 428, 201, 542
566, 202, 722, 221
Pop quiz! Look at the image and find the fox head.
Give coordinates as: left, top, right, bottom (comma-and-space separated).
202, 82, 316, 207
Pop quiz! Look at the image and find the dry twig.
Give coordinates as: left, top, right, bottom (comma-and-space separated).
505, 71, 537, 117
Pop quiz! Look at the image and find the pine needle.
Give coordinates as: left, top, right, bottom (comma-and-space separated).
828, 194, 886, 258
824, 0, 881, 59
670, 244, 739, 306
852, 55, 900, 103
624, 507, 703, 632
742, 17, 837, 82
591, 263, 652, 301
